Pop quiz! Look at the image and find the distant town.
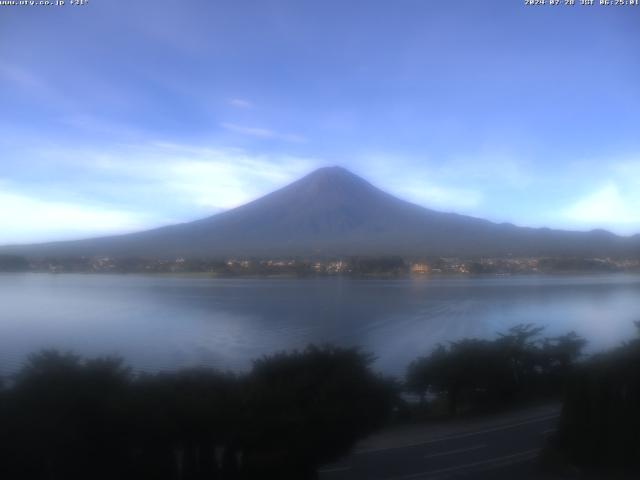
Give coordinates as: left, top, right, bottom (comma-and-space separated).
1, 254, 639, 276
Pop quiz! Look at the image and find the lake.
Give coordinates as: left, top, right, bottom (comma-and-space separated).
1, 273, 639, 376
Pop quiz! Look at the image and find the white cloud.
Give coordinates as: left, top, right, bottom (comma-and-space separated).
0, 190, 152, 245
391, 183, 483, 211
0, 140, 320, 243
150, 143, 315, 209
354, 152, 484, 213
562, 182, 640, 227
31, 141, 318, 209
220, 122, 306, 143
228, 98, 253, 109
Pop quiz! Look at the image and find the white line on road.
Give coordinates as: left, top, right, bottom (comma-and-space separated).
387, 448, 541, 480
423, 444, 486, 459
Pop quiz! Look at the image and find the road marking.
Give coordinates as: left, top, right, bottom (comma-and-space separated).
357, 413, 559, 455
542, 428, 556, 435
388, 448, 541, 480
423, 444, 486, 459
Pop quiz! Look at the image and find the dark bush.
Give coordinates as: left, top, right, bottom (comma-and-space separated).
406, 324, 586, 416
0, 345, 397, 480
553, 326, 640, 474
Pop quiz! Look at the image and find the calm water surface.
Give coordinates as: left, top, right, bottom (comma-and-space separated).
1, 273, 639, 376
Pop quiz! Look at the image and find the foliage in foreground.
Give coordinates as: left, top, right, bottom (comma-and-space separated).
405, 324, 587, 415
4, 322, 637, 479
0, 345, 397, 480
549, 322, 640, 474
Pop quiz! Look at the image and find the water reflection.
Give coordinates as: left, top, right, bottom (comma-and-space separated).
0, 273, 639, 375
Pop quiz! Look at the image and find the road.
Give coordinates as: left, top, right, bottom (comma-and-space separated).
318, 404, 560, 480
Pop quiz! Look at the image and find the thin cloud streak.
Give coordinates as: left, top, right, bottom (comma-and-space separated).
228, 98, 253, 109
220, 123, 307, 143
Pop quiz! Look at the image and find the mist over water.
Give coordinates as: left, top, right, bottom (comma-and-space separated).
1, 273, 639, 376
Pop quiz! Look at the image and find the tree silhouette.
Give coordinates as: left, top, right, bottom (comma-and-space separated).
552, 324, 640, 475
0, 345, 397, 479
3, 351, 131, 479
242, 345, 397, 478
406, 325, 586, 416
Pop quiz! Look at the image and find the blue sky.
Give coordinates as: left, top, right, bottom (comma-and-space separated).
1, 0, 640, 244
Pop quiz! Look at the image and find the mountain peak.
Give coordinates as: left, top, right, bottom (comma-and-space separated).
295, 166, 373, 192
310, 165, 351, 174
304, 165, 360, 181
267, 166, 387, 213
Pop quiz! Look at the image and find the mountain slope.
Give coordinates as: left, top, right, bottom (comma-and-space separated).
2, 167, 639, 258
